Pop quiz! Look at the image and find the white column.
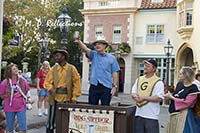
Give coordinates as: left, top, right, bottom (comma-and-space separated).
0, 0, 4, 81
1, 61, 7, 68
22, 62, 29, 72
81, 54, 90, 94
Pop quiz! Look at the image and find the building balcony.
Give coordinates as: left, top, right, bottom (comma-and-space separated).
177, 26, 193, 40
83, 0, 137, 10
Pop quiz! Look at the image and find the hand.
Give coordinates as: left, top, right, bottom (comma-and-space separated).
0, 120, 6, 129
131, 94, 139, 99
27, 98, 35, 104
135, 95, 146, 102
164, 91, 174, 100
71, 100, 77, 104
49, 89, 56, 96
74, 38, 79, 43
37, 88, 40, 94
28, 100, 35, 105
73, 31, 80, 43
111, 87, 117, 96
132, 95, 146, 102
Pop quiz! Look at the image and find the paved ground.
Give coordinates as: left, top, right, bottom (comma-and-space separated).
26, 88, 169, 133
26, 88, 47, 132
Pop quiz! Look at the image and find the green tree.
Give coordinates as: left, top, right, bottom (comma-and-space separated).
48, 0, 84, 74
3, 0, 84, 77
3, 0, 60, 74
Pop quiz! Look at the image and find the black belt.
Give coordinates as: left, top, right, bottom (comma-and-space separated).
56, 88, 68, 94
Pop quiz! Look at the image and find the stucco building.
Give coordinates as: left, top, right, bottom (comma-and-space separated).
175, 0, 200, 79
80, 0, 199, 94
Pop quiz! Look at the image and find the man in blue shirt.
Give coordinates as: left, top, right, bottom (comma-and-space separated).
75, 36, 120, 105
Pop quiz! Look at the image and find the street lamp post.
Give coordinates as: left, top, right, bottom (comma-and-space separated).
164, 39, 173, 93
39, 34, 49, 63
0, 0, 4, 81
57, 5, 71, 47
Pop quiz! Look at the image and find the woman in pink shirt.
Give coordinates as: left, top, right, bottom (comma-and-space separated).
164, 66, 200, 133
0, 63, 32, 133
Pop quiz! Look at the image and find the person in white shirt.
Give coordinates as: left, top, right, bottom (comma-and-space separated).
131, 59, 164, 133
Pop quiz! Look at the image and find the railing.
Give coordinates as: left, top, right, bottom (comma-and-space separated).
84, 0, 136, 10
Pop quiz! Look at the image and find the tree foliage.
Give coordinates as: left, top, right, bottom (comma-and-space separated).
49, 0, 84, 73
3, 0, 84, 77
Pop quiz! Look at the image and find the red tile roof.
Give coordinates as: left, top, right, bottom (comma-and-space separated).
140, 0, 176, 9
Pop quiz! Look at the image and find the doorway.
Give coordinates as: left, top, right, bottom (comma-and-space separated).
118, 58, 125, 92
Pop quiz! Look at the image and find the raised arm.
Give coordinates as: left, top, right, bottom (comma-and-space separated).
75, 39, 91, 57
